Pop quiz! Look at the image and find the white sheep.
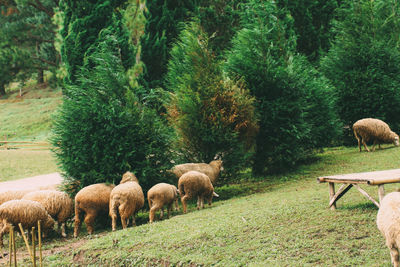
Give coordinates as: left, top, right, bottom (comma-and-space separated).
353, 118, 399, 152
178, 171, 219, 214
169, 159, 223, 185
0, 199, 55, 247
109, 172, 144, 231
377, 192, 400, 267
22, 190, 74, 237
147, 183, 179, 223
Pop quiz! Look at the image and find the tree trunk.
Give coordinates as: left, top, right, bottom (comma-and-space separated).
38, 69, 44, 84
0, 84, 6, 96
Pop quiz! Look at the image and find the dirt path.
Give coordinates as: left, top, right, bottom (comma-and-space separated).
0, 172, 85, 265
0, 172, 63, 192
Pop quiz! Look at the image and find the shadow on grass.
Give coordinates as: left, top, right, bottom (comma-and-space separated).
340, 202, 378, 211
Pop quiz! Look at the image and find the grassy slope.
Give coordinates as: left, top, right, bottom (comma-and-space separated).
0, 86, 61, 181
44, 146, 400, 266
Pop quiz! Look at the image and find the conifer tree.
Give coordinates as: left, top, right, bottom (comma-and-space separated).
321, 0, 400, 140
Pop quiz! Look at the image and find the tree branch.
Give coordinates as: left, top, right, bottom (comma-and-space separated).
28, 0, 54, 17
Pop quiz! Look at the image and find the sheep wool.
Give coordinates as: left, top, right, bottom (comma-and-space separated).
109, 172, 144, 231
147, 183, 179, 223
169, 160, 223, 185
353, 118, 399, 152
0, 199, 55, 247
23, 190, 74, 237
178, 171, 218, 214
0, 189, 34, 205
73, 183, 115, 237
377, 192, 400, 267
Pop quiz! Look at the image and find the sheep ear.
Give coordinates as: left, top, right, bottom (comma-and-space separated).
213, 191, 219, 197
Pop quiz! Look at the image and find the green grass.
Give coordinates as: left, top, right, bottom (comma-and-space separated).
42, 145, 400, 266
0, 97, 61, 141
0, 150, 58, 181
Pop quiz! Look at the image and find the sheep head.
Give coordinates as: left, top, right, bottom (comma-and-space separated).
120, 171, 139, 184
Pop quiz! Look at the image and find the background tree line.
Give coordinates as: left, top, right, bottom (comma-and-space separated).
1, 0, 399, 191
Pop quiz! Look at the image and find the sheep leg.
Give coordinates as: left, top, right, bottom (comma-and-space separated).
197, 196, 201, 210
372, 140, 378, 151
200, 196, 205, 209
167, 203, 172, 218
174, 198, 179, 211
73, 208, 84, 238
160, 208, 164, 219
361, 138, 370, 152
0, 222, 8, 248
181, 195, 190, 213
120, 215, 128, 229
149, 205, 160, 223
390, 246, 399, 267
84, 212, 97, 235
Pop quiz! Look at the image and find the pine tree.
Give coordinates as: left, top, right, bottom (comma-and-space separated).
166, 21, 258, 177
226, 0, 340, 175
321, 0, 400, 141
52, 35, 173, 192
60, 0, 134, 84
140, 0, 198, 90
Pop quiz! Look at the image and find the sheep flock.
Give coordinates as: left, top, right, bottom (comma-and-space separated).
0, 159, 222, 249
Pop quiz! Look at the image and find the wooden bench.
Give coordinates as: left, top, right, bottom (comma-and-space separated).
317, 169, 400, 209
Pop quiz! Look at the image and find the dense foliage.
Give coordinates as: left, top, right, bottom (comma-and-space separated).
52, 35, 173, 192
166, 22, 258, 177
140, 0, 197, 90
321, 0, 400, 141
226, 0, 340, 175
60, 0, 134, 84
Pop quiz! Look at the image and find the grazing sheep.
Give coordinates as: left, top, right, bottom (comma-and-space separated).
0, 199, 55, 247
109, 172, 144, 231
23, 190, 74, 237
377, 192, 400, 267
73, 183, 115, 237
178, 171, 219, 214
169, 159, 223, 185
0, 189, 34, 205
147, 183, 179, 223
353, 118, 399, 152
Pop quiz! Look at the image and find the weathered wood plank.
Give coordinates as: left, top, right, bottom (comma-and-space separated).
353, 184, 380, 208
329, 184, 353, 208
329, 182, 336, 210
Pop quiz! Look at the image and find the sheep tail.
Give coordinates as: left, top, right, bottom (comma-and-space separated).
178, 183, 185, 197
109, 197, 119, 217
148, 198, 152, 209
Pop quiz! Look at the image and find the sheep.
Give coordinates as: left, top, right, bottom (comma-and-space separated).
22, 190, 74, 237
169, 159, 223, 185
0, 199, 55, 247
377, 192, 400, 267
147, 183, 179, 223
0, 189, 35, 205
109, 172, 144, 231
73, 183, 115, 237
353, 118, 399, 152
178, 171, 219, 214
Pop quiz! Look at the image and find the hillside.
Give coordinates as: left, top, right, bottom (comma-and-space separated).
0, 85, 62, 141
41, 146, 400, 266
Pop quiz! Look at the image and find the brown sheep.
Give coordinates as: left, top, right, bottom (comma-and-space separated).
73, 183, 115, 237
178, 171, 219, 214
353, 118, 399, 152
377, 192, 400, 267
0, 199, 55, 247
0, 190, 34, 205
23, 190, 74, 237
147, 183, 179, 223
109, 172, 144, 231
169, 159, 223, 185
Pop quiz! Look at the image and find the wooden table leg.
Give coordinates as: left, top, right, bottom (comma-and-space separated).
329, 182, 336, 210
378, 184, 385, 203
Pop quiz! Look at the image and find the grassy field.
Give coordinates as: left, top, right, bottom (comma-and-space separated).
0, 150, 58, 181
35, 145, 400, 266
